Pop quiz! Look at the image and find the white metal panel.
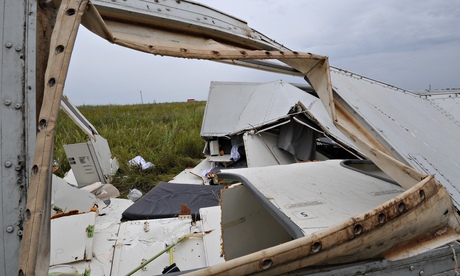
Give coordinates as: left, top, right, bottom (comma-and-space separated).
330, 68, 460, 207
169, 158, 209, 184
50, 198, 134, 275
243, 132, 295, 167
64, 143, 102, 186
0, 0, 36, 274
201, 81, 304, 137
200, 80, 360, 156
111, 218, 207, 275
200, 206, 225, 266
51, 175, 97, 214
223, 160, 404, 235
89, 134, 118, 178
220, 184, 293, 260
50, 212, 97, 265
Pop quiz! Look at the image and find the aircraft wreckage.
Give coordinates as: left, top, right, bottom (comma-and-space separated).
1, 0, 460, 275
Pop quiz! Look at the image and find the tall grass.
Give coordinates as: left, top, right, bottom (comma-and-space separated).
54, 101, 206, 197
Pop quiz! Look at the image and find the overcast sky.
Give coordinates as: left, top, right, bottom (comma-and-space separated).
65, 0, 460, 105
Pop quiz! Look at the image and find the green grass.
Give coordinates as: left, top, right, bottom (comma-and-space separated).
54, 101, 206, 197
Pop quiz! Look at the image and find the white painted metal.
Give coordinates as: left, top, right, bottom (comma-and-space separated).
170, 158, 213, 184
50, 212, 97, 265
88, 0, 293, 52
0, 1, 36, 274
63, 135, 117, 186
243, 132, 296, 167
200, 81, 360, 157
111, 217, 207, 275
51, 175, 98, 214
49, 198, 133, 275
330, 68, 460, 208
61, 95, 99, 139
201, 81, 307, 137
222, 160, 404, 235
200, 206, 225, 266
220, 184, 293, 260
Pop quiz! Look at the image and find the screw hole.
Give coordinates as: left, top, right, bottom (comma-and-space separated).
419, 189, 425, 200
378, 213, 386, 224
259, 258, 273, 270
398, 202, 406, 213
32, 164, 38, 174
311, 241, 322, 253
38, 119, 47, 130
444, 210, 449, 216
55, 45, 65, 54
354, 224, 363, 235
47, 78, 56, 87
66, 8, 76, 16
25, 209, 31, 220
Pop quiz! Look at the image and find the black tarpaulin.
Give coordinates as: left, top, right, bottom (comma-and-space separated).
122, 182, 224, 220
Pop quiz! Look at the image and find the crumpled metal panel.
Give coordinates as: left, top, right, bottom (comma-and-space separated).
222, 160, 404, 236
330, 68, 460, 208
201, 81, 307, 137
201, 81, 357, 149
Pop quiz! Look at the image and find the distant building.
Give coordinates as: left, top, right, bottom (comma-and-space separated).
187, 98, 196, 102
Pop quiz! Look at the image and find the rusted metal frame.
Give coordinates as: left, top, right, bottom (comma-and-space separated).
113, 36, 333, 117
280, 58, 336, 122
18, 0, 88, 275
332, 98, 426, 190
109, 36, 326, 61
187, 176, 460, 275
81, 2, 114, 41
89, 0, 292, 52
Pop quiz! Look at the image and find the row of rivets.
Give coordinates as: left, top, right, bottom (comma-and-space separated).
5, 42, 22, 52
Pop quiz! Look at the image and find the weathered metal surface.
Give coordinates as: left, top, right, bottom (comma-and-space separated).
221, 160, 404, 236
87, 0, 292, 52
200, 80, 360, 156
111, 217, 207, 275
18, 0, 89, 274
0, 1, 36, 275
243, 132, 296, 167
50, 211, 97, 265
83, 0, 333, 122
187, 175, 460, 275
2, 0, 457, 274
200, 206, 226, 266
330, 68, 460, 208
293, 243, 460, 275
61, 95, 99, 139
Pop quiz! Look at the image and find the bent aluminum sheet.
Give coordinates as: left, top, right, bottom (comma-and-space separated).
188, 173, 460, 275
221, 160, 404, 235
330, 68, 460, 208
200, 80, 359, 155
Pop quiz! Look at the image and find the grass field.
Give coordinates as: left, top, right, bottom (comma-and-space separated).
54, 101, 206, 197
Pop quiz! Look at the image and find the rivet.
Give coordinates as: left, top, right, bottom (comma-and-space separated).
14, 103, 22, 109
5, 42, 12, 48
15, 45, 22, 52
15, 165, 22, 171
409, 265, 415, 271
17, 229, 23, 236
6, 225, 14, 233
419, 271, 424, 275
4, 100, 12, 106
4, 161, 12, 168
